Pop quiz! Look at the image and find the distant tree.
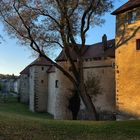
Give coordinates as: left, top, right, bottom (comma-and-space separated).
0, 0, 113, 120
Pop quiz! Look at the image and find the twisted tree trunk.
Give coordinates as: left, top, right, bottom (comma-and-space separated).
77, 58, 98, 120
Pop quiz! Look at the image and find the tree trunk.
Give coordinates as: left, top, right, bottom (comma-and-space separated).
68, 92, 80, 120
77, 58, 98, 120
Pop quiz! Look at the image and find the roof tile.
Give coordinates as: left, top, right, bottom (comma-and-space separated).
56, 39, 115, 62
20, 56, 53, 75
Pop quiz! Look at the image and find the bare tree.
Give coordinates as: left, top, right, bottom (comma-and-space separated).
0, 0, 113, 120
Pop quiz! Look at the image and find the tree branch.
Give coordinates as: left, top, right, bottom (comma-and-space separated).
24, 4, 61, 28
80, 1, 94, 49
13, 1, 42, 54
12, 0, 78, 87
68, 0, 79, 18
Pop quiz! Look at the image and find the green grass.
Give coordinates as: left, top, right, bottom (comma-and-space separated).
0, 96, 53, 120
0, 96, 140, 140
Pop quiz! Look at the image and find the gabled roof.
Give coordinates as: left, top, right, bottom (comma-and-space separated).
56, 39, 115, 62
112, 0, 140, 15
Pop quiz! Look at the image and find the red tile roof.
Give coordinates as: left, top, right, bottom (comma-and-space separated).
56, 39, 115, 62
112, 0, 140, 15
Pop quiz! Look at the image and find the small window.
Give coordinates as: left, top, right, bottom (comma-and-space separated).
128, 11, 137, 24
42, 67, 44, 71
55, 80, 58, 88
41, 80, 44, 83
136, 39, 140, 50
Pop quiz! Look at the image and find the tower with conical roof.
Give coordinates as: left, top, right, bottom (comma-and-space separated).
29, 55, 53, 112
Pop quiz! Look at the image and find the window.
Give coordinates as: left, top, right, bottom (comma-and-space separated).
136, 39, 140, 50
41, 80, 44, 83
55, 80, 58, 88
42, 67, 44, 71
128, 11, 137, 24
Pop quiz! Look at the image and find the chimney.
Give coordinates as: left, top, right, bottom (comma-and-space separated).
102, 34, 108, 51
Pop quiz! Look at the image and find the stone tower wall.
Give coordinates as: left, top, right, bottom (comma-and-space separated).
115, 8, 140, 118
29, 66, 35, 112
55, 61, 73, 119
47, 72, 56, 115
19, 74, 29, 104
29, 65, 48, 112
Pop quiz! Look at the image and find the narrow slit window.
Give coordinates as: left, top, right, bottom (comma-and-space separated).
55, 80, 58, 88
136, 39, 140, 50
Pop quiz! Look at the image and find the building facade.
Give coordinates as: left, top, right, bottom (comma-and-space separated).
19, 0, 140, 120
19, 38, 115, 120
112, 0, 140, 119
54, 39, 115, 119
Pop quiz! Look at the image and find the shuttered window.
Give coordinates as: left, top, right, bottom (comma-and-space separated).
136, 39, 140, 50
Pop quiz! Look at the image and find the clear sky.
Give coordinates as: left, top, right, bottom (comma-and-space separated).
0, 0, 128, 76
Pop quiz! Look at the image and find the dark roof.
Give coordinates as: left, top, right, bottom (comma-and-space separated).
20, 56, 54, 75
47, 65, 55, 73
56, 39, 115, 62
30, 56, 52, 66
20, 66, 30, 75
112, 0, 140, 15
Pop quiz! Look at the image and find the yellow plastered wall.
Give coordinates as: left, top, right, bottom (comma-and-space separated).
115, 8, 140, 117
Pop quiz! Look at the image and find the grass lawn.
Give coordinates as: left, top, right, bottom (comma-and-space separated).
0, 96, 140, 140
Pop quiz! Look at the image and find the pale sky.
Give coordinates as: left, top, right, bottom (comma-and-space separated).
0, 0, 128, 75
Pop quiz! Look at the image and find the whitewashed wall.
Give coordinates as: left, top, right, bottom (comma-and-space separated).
47, 72, 56, 115
54, 62, 73, 120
